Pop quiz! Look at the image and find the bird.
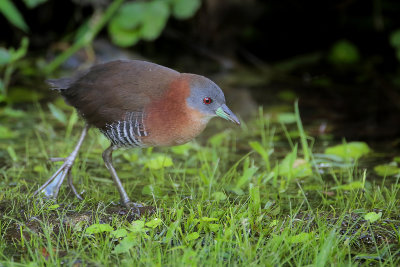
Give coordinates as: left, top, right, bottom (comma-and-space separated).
35, 59, 240, 209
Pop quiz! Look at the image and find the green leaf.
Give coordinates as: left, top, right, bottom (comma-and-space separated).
0, 107, 26, 117
328, 40, 360, 64
122, 151, 139, 162
145, 218, 162, 229
209, 131, 231, 146
235, 158, 258, 189
249, 141, 272, 166
287, 232, 313, 244
85, 223, 114, 234
333, 181, 363, 191
212, 191, 227, 201
185, 232, 199, 241
0, 125, 17, 139
47, 204, 60, 211
74, 19, 91, 43
324, 141, 371, 161
164, 221, 179, 243
171, 143, 192, 155
281, 158, 312, 178
108, 0, 170, 46
208, 224, 220, 232
111, 229, 128, 239
33, 165, 45, 173
107, 1, 145, 47
113, 1, 146, 30
141, 184, 163, 197
200, 217, 218, 222
0, 48, 11, 66
48, 103, 67, 124
23, 0, 47, 9
112, 234, 137, 254
315, 230, 336, 266
140, 0, 169, 41
249, 183, 261, 213
277, 112, 297, 124
108, 20, 141, 47
7, 146, 18, 162
11, 37, 29, 62
171, 0, 201, 20
269, 219, 278, 227
278, 146, 312, 179
374, 163, 400, 176
0, 0, 29, 32
129, 220, 145, 233
389, 29, 400, 48
364, 212, 382, 223
145, 154, 173, 169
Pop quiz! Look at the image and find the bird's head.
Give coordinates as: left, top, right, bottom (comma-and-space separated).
184, 74, 240, 125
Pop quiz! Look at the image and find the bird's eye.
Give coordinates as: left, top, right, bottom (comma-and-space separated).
203, 97, 212, 105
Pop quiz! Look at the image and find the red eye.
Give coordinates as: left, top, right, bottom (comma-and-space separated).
203, 97, 212, 104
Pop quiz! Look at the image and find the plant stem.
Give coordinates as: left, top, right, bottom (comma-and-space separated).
44, 0, 124, 74
295, 100, 310, 161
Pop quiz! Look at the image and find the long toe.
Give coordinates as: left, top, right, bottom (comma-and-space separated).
42, 168, 70, 198
67, 172, 83, 200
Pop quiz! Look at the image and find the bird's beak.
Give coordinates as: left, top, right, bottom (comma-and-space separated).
216, 104, 241, 125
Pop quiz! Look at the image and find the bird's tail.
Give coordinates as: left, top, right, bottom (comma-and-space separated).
47, 78, 73, 90
47, 67, 90, 90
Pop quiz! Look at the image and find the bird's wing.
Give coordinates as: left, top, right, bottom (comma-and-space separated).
59, 60, 180, 129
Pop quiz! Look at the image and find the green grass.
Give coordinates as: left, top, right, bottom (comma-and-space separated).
0, 100, 399, 266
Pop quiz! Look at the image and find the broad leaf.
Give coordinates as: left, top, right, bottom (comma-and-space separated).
171, 0, 201, 19
325, 142, 371, 161
364, 212, 382, 223
374, 163, 400, 176
85, 223, 113, 234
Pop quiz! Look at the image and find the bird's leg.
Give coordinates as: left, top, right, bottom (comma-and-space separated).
102, 145, 143, 209
34, 124, 89, 199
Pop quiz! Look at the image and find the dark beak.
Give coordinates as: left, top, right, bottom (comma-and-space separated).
216, 104, 241, 125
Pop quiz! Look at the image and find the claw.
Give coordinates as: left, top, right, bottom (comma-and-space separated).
42, 167, 68, 198
34, 161, 69, 198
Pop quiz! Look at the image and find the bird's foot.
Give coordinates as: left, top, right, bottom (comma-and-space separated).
122, 200, 142, 216
34, 156, 83, 200
35, 125, 88, 200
